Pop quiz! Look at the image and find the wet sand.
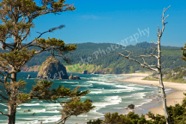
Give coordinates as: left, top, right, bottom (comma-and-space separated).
121, 73, 186, 115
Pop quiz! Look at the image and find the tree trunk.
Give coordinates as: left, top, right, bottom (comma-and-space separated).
8, 104, 16, 124
8, 72, 17, 124
157, 41, 170, 124
159, 70, 170, 124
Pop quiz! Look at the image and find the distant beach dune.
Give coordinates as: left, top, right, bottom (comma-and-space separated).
122, 73, 186, 115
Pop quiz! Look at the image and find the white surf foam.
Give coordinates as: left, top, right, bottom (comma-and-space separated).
90, 89, 103, 94
0, 103, 7, 107
131, 92, 146, 99
90, 88, 135, 94
115, 85, 144, 91
20, 103, 40, 106
93, 95, 122, 112
15, 115, 61, 124
135, 99, 153, 107
30, 108, 46, 113
73, 83, 93, 87
42, 103, 61, 107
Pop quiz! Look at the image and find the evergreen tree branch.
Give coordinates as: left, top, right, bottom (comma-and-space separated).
0, 41, 13, 50
23, 25, 65, 49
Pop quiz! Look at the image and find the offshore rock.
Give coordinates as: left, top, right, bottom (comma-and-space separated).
69, 74, 81, 80
37, 56, 68, 79
82, 70, 88, 74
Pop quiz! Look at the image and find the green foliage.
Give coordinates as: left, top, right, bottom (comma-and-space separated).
87, 112, 149, 124
30, 80, 53, 100
36, 38, 76, 55
37, 38, 65, 47
87, 119, 102, 124
3, 80, 31, 105
147, 112, 166, 124
62, 97, 94, 117
26, 42, 185, 74
55, 97, 94, 124
182, 44, 186, 61
17, 93, 31, 104
167, 95, 186, 124
66, 63, 102, 73
145, 67, 186, 83
0, 48, 35, 71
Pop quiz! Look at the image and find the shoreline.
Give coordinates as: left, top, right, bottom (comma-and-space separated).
120, 73, 186, 115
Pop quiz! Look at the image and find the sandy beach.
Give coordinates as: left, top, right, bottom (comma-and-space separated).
121, 73, 186, 115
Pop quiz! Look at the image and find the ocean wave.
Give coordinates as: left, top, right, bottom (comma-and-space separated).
20, 103, 40, 106
115, 85, 144, 91
90, 95, 122, 115
17, 107, 21, 110
59, 81, 79, 84
131, 92, 146, 99
90, 89, 103, 94
0, 103, 7, 107
45, 106, 58, 110
0, 74, 160, 124
15, 115, 61, 124
27, 108, 46, 113
122, 95, 133, 99
73, 83, 93, 87
104, 96, 122, 104
41, 103, 61, 107
93, 96, 122, 111
87, 80, 116, 86
45, 110, 60, 113
90, 88, 136, 94
135, 99, 153, 107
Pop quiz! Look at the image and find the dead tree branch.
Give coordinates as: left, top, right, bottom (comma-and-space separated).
119, 6, 171, 124
119, 52, 158, 72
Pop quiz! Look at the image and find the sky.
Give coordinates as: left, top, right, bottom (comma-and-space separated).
30, 0, 186, 47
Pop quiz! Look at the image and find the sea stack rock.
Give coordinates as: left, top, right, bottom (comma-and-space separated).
37, 56, 68, 79
82, 70, 88, 74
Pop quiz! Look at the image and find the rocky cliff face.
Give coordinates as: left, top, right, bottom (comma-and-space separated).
37, 56, 68, 79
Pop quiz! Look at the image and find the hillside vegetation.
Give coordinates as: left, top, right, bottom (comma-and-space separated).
23, 42, 185, 74
66, 64, 101, 73
145, 67, 186, 83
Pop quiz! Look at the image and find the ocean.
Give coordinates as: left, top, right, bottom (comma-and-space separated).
0, 72, 160, 124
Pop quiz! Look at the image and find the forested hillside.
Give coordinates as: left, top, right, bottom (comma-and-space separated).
24, 42, 185, 74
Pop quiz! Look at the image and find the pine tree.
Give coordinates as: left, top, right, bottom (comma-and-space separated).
0, 1, 93, 124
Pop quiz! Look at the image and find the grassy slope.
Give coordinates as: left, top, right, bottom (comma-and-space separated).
144, 67, 186, 83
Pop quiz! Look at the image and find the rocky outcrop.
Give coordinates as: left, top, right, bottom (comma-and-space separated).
69, 74, 81, 80
82, 70, 88, 74
37, 56, 68, 79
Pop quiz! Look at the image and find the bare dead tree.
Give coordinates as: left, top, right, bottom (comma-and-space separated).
119, 6, 171, 124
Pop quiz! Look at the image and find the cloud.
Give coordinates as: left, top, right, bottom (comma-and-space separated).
80, 15, 100, 20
